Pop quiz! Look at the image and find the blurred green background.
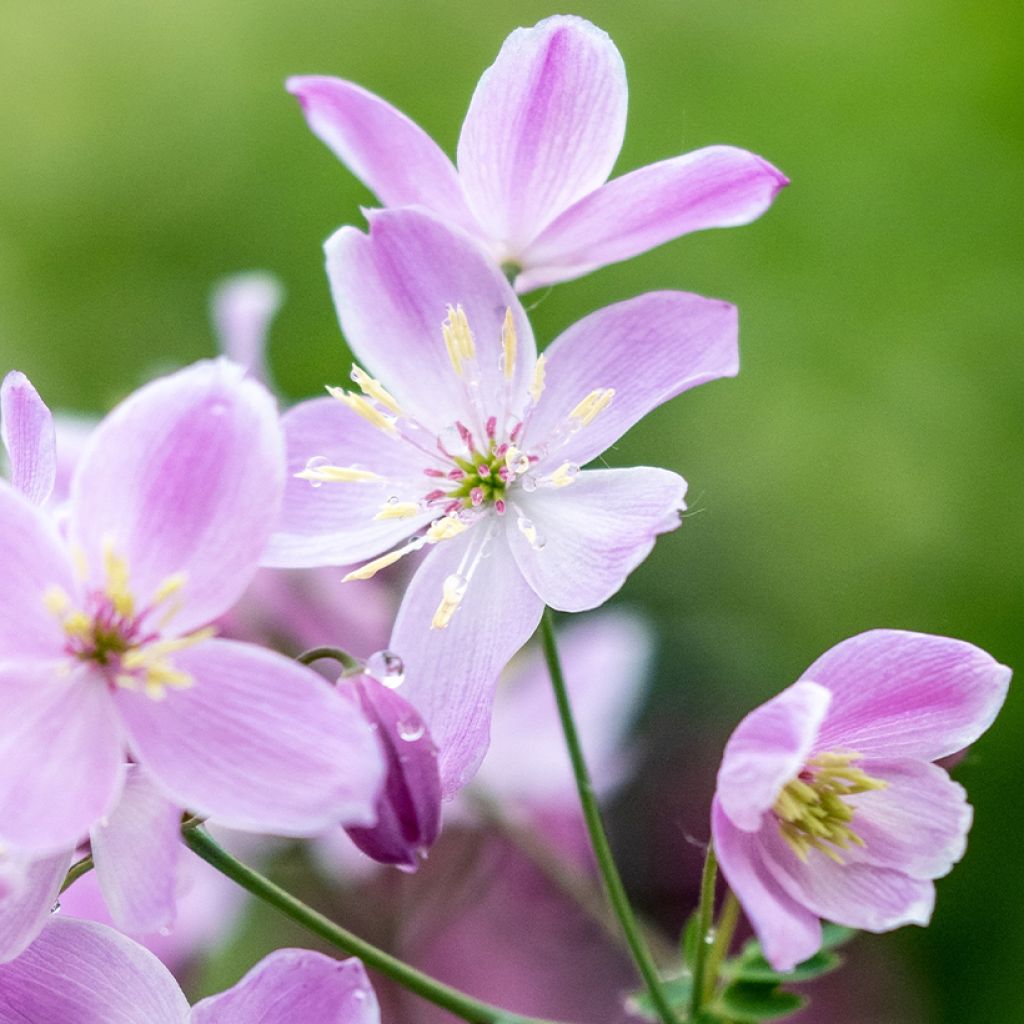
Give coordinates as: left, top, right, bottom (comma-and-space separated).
1, 1, 1020, 1020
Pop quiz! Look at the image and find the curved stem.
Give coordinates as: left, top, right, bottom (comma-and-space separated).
181, 825, 565, 1024
704, 889, 740, 1003
689, 844, 718, 1019
59, 854, 94, 894
539, 609, 679, 1024
296, 645, 363, 676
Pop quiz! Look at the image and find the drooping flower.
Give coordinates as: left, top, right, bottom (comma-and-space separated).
264, 207, 739, 794
0, 359, 384, 859
0, 917, 380, 1023
288, 15, 787, 292
1, 371, 57, 507
712, 629, 1011, 971
210, 272, 283, 386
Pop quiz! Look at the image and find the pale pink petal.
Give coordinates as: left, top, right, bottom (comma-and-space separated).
838, 758, 972, 880
0, 481, 75, 659
91, 765, 182, 935
288, 75, 476, 235
716, 681, 831, 833
518, 146, 789, 290
263, 397, 431, 568
115, 639, 384, 835
52, 414, 95, 508
761, 825, 935, 934
505, 467, 685, 612
712, 800, 822, 973
0, 917, 190, 1023
523, 291, 738, 469
192, 949, 379, 1024
391, 530, 544, 797
69, 360, 284, 635
324, 209, 535, 433
0, 662, 124, 856
0, 851, 72, 964
1, 371, 56, 506
211, 273, 283, 384
457, 16, 627, 253
806, 630, 1012, 761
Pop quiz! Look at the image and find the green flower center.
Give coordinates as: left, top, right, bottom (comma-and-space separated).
449, 444, 509, 508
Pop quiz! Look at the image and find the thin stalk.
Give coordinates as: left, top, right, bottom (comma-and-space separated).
689, 844, 718, 1019
539, 609, 679, 1024
296, 645, 363, 676
181, 825, 565, 1024
59, 854, 94, 894
703, 890, 740, 1003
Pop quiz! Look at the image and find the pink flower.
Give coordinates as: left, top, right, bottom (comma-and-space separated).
0, 916, 380, 1023
1, 371, 57, 507
712, 630, 1011, 971
288, 15, 787, 292
265, 207, 738, 795
0, 359, 384, 859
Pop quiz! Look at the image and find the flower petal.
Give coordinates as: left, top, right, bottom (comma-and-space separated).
324, 209, 536, 434
518, 146, 789, 290
391, 529, 544, 797
210, 272, 283, 384
1, 371, 57, 507
0, 851, 72, 964
523, 291, 738, 469
69, 360, 285, 635
712, 800, 822, 973
716, 681, 831, 833
115, 639, 384, 835
0, 917, 190, 1023
91, 765, 182, 935
805, 630, 1012, 761
0, 481, 74, 660
457, 16, 626, 254
505, 467, 686, 612
191, 949, 379, 1024
262, 397, 432, 569
0, 662, 124, 855
288, 75, 476, 236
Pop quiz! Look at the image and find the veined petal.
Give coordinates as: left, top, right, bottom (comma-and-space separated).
263, 397, 431, 569
191, 949, 380, 1024
69, 359, 285, 635
806, 630, 1012, 761
457, 16, 627, 254
288, 75, 476, 236
391, 529, 544, 797
0, 917, 190, 1024
0, 661, 124, 856
210, 272, 283, 384
0, 850, 72, 964
712, 800, 822, 973
324, 209, 536, 434
523, 291, 738, 470
518, 146, 789, 290
115, 639, 384, 835
505, 467, 685, 612
0, 481, 74, 660
91, 765, 182, 936
716, 681, 832, 833
1, 371, 57, 506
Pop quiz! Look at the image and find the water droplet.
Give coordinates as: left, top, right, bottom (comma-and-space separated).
386, 494, 400, 505
397, 719, 426, 742
158, 925, 172, 937
209, 400, 228, 417
442, 572, 469, 603
304, 454, 329, 488
564, 462, 580, 479
366, 649, 405, 688
438, 424, 461, 451
521, 473, 538, 492
50, 900, 60, 915
516, 516, 546, 550
353, 991, 367, 1003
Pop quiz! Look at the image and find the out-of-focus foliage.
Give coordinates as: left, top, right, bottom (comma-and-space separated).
1, 2, 1020, 1022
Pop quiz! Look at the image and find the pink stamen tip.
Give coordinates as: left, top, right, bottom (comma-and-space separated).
444, 500, 463, 515
528, 454, 540, 464
447, 469, 465, 481
495, 499, 506, 515
510, 422, 523, 442
423, 489, 446, 503
495, 442, 509, 457
456, 421, 475, 450
470, 486, 485, 507
497, 466, 511, 483
478, 464, 490, 477
423, 468, 445, 478
486, 415, 497, 438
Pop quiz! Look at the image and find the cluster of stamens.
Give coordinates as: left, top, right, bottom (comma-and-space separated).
773, 751, 887, 864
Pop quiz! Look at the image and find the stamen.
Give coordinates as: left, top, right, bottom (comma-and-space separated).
43, 585, 71, 616
501, 307, 516, 381
374, 501, 421, 520
547, 462, 579, 488
431, 572, 468, 630
342, 549, 408, 582
102, 541, 134, 618
151, 572, 187, 605
570, 388, 615, 427
350, 365, 402, 416
295, 464, 385, 484
442, 305, 476, 377
530, 354, 547, 403
326, 387, 399, 438
425, 515, 468, 543
343, 514, 468, 583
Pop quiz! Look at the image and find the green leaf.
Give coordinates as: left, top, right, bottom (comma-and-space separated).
717, 982, 807, 1021
625, 974, 693, 1020
820, 923, 857, 950
730, 946, 842, 984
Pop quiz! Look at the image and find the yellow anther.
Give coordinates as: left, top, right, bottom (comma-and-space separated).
351, 365, 402, 416
374, 501, 421, 521
501, 307, 517, 381
530, 354, 547, 403
326, 387, 399, 438
43, 586, 71, 616
431, 573, 468, 630
343, 550, 406, 582
548, 462, 578, 488
442, 305, 476, 377
152, 573, 187, 606
426, 515, 468, 543
63, 612, 92, 638
570, 388, 615, 427
504, 444, 529, 476
102, 542, 134, 618
295, 464, 385, 484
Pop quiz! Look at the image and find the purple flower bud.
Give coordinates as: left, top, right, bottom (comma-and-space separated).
343, 675, 442, 871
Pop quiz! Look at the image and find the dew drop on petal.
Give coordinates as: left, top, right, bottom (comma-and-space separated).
516, 516, 546, 550
366, 649, 405, 688
521, 473, 538, 492
397, 719, 426, 742
304, 455, 330, 487
50, 900, 60, 915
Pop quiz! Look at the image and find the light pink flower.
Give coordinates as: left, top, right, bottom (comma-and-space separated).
0, 359, 384, 859
1, 372, 57, 507
712, 629, 1011, 971
265, 207, 738, 795
210, 272, 283, 387
0, 917, 380, 1023
289, 15, 787, 292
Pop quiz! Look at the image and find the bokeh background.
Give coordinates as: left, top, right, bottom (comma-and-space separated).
1, 1, 1021, 1021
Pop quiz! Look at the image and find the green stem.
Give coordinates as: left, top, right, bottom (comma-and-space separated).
704, 890, 739, 1003
296, 645, 363, 676
689, 844, 718, 1019
539, 609, 679, 1024
59, 854, 94, 894
181, 825, 565, 1024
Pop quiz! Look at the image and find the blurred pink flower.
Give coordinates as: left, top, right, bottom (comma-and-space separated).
289, 15, 786, 292
712, 629, 1011, 970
